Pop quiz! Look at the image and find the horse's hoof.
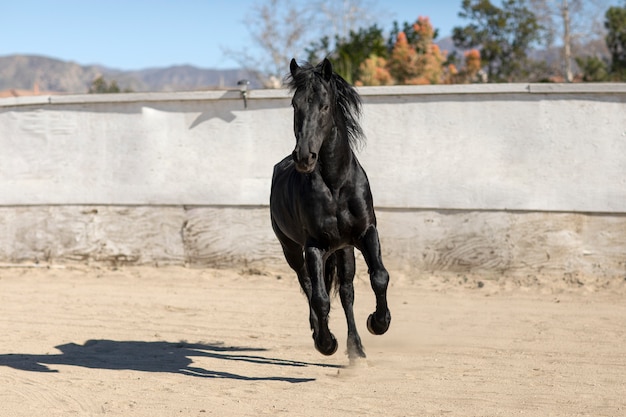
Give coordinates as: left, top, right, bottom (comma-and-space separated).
315, 334, 338, 356
347, 346, 367, 360
347, 338, 366, 360
367, 312, 390, 335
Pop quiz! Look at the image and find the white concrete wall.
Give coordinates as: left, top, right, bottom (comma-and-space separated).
361, 84, 626, 213
2, 84, 625, 212
1, 84, 625, 279
0, 90, 292, 206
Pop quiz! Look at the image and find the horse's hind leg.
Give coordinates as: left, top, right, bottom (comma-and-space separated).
358, 225, 391, 335
324, 253, 337, 295
336, 247, 366, 359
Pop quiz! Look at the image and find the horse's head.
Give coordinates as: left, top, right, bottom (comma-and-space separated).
288, 58, 336, 174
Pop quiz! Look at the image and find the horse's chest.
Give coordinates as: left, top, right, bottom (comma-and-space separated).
305, 191, 357, 244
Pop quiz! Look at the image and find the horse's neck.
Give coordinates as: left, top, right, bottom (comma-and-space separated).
318, 127, 354, 189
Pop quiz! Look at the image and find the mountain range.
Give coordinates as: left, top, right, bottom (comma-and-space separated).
0, 54, 262, 94
0, 36, 610, 96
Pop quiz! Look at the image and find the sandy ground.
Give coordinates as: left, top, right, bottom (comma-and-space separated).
0, 265, 625, 417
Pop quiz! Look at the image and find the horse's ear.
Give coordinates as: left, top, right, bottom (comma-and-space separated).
290, 58, 300, 77
321, 58, 333, 81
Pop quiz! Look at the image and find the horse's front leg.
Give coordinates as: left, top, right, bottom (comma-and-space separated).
272, 227, 320, 341
358, 225, 391, 335
305, 244, 338, 355
337, 247, 366, 359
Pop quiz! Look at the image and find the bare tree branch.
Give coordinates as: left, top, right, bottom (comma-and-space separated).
529, 0, 615, 79
222, 0, 313, 87
221, 0, 387, 87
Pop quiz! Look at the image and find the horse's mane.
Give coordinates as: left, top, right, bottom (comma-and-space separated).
286, 61, 365, 151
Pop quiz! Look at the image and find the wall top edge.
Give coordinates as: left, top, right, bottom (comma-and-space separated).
0, 203, 622, 215
1, 83, 625, 108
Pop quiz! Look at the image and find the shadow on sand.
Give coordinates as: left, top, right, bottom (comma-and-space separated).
0, 340, 340, 383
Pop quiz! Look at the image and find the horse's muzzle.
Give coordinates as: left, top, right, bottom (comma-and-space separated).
292, 149, 317, 173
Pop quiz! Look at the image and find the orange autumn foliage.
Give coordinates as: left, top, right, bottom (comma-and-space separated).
357, 55, 393, 86
357, 16, 483, 86
387, 31, 420, 84
464, 49, 482, 74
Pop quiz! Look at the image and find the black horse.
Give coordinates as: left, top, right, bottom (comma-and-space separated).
270, 58, 391, 359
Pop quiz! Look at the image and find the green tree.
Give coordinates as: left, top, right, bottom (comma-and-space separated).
307, 25, 388, 84
89, 76, 131, 94
355, 17, 481, 86
452, 0, 543, 82
387, 19, 440, 53
605, 5, 626, 80
575, 56, 610, 81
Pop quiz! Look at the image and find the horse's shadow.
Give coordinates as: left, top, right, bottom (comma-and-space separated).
0, 339, 339, 383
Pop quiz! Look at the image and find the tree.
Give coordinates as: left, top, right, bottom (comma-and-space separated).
387, 19, 439, 51
605, 5, 626, 79
311, 0, 385, 41
354, 17, 480, 86
574, 4, 626, 81
387, 31, 420, 84
89, 76, 131, 94
452, 0, 543, 82
528, 0, 615, 82
386, 17, 449, 85
224, 0, 382, 87
224, 0, 311, 87
575, 55, 610, 80
307, 25, 388, 84
453, 49, 484, 83
358, 55, 393, 85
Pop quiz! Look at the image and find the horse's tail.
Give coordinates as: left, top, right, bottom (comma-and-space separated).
324, 253, 340, 295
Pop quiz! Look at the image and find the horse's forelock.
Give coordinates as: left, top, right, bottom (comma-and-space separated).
285, 61, 315, 93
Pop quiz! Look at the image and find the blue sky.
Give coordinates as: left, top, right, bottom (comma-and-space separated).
1, 0, 471, 70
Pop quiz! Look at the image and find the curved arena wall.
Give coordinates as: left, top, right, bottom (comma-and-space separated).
1, 84, 625, 279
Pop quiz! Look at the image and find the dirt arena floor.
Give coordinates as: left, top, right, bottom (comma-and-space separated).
0, 265, 624, 417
